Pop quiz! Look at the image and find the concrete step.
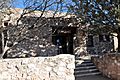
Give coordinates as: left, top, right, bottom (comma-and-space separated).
75, 69, 99, 74
75, 56, 91, 60
75, 72, 101, 77
75, 57, 91, 60
75, 65, 96, 70
75, 58, 101, 77
76, 62, 94, 67
76, 60, 92, 63
83, 60, 92, 63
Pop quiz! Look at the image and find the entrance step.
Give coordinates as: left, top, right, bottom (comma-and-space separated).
75, 68, 100, 74
75, 72, 101, 77
75, 57, 101, 77
76, 63, 94, 67
75, 65, 96, 70
75, 56, 91, 60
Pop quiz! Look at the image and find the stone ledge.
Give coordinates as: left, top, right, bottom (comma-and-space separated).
0, 54, 75, 80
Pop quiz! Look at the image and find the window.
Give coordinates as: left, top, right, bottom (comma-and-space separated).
99, 35, 110, 42
87, 35, 94, 47
52, 35, 58, 45
4, 22, 8, 26
99, 35, 104, 42
105, 35, 110, 42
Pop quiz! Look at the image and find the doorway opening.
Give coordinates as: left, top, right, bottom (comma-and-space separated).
52, 26, 76, 55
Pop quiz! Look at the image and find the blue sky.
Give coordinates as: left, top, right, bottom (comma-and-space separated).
12, 0, 73, 13
13, 0, 73, 10
13, 0, 24, 8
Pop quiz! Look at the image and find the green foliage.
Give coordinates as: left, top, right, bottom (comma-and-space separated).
68, 0, 117, 27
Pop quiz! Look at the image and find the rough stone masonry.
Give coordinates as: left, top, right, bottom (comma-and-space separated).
0, 54, 75, 80
92, 53, 120, 80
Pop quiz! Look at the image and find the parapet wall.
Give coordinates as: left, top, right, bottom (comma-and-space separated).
0, 54, 75, 80
92, 53, 120, 80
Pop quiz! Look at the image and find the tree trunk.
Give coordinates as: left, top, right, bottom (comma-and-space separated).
1, 30, 8, 58
1, 32, 4, 53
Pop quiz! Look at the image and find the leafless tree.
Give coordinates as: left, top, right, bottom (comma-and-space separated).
0, 0, 72, 58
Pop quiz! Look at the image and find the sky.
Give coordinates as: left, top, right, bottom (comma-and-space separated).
13, 0, 25, 8
13, 0, 73, 12
12, 0, 111, 15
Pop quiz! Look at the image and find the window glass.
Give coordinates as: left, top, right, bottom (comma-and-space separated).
99, 35, 110, 42
87, 35, 94, 47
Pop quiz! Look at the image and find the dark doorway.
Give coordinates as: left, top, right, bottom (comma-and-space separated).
52, 34, 73, 54
52, 26, 76, 55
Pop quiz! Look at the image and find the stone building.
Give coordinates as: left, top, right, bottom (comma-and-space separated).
0, 8, 115, 58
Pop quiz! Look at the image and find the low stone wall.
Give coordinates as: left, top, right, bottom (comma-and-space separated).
92, 53, 120, 80
0, 54, 75, 80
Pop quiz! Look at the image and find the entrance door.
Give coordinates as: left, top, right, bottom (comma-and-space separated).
66, 34, 73, 54
52, 34, 73, 54
52, 26, 77, 55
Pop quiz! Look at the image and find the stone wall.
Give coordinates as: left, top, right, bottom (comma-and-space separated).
0, 54, 75, 80
74, 29, 114, 56
92, 53, 120, 80
87, 35, 114, 55
1, 16, 78, 58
